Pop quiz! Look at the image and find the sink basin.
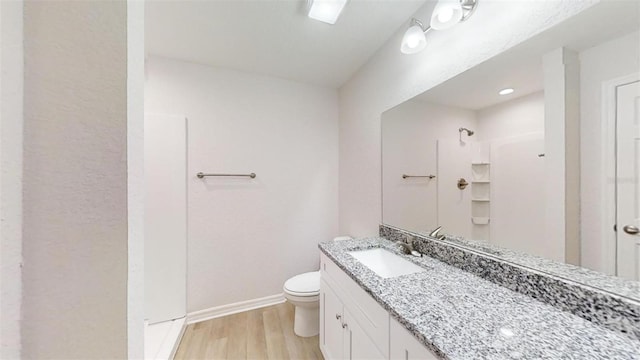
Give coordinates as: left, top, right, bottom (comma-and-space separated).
348, 248, 426, 278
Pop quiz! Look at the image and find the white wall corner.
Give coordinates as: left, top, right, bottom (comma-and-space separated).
563, 48, 581, 266
542, 48, 581, 265
127, 0, 146, 358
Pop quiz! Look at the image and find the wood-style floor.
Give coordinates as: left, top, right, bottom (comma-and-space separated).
174, 302, 324, 360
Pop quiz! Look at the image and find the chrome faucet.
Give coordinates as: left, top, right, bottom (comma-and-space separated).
395, 241, 414, 255
394, 235, 421, 257
429, 226, 446, 240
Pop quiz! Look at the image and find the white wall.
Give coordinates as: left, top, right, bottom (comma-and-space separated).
338, 0, 597, 237
127, 0, 145, 357
382, 92, 545, 244
22, 2, 128, 358
382, 100, 475, 233
145, 57, 339, 312
0, 0, 23, 358
476, 92, 544, 141
580, 30, 640, 272
144, 114, 186, 323
476, 92, 547, 256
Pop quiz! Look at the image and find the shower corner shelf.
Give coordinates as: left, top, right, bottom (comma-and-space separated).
471, 198, 490, 202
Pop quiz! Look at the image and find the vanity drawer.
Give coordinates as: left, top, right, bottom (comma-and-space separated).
320, 252, 390, 357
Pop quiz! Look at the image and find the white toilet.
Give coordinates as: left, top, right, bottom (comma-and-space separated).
283, 236, 352, 337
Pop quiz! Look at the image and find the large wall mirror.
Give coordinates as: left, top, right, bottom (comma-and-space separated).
382, 1, 640, 296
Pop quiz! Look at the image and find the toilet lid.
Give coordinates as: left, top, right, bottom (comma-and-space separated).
284, 271, 320, 295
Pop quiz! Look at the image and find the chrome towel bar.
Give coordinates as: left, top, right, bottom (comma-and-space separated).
402, 174, 436, 179
197, 172, 256, 179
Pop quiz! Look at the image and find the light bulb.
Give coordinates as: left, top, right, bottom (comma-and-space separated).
437, 7, 454, 23
430, 0, 463, 30
400, 25, 427, 54
499, 88, 515, 95
406, 33, 420, 48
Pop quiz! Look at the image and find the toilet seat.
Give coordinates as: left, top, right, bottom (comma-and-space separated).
282, 236, 351, 337
283, 271, 320, 297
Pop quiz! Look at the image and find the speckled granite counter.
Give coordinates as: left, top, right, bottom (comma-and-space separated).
319, 237, 640, 360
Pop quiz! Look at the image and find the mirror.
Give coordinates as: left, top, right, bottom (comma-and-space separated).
382, 1, 640, 297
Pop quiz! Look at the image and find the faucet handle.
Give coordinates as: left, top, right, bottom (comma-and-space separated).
404, 234, 415, 244
429, 226, 443, 238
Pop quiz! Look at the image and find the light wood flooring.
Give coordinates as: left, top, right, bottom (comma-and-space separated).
174, 302, 324, 360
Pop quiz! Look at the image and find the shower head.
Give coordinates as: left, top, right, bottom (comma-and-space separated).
459, 127, 474, 136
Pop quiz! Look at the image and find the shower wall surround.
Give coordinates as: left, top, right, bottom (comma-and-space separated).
380, 225, 640, 341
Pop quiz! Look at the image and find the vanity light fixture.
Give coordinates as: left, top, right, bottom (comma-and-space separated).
401, 0, 478, 54
307, 0, 348, 25
400, 18, 429, 54
499, 88, 515, 95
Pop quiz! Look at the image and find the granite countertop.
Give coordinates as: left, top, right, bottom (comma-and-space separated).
319, 237, 640, 360
432, 232, 640, 301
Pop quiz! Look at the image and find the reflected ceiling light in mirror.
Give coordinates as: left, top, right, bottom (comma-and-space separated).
307, 0, 348, 25
499, 88, 515, 95
401, 0, 478, 55
401, 18, 428, 54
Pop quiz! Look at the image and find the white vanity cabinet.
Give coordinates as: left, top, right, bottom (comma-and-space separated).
320, 252, 440, 360
320, 280, 346, 360
320, 279, 386, 360
320, 253, 388, 360
389, 318, 439, 360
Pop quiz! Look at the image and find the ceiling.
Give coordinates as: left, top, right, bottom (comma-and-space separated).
414, 0, 640, 111
145, 0, 427, 88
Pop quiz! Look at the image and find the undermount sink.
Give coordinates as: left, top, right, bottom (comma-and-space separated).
348, 248, 426, 278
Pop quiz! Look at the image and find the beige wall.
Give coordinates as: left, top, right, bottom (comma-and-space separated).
0, 0, 24, 358
22, 1, 128, 358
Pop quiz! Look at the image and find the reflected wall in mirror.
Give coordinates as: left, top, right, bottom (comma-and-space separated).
382, 1, 640, 286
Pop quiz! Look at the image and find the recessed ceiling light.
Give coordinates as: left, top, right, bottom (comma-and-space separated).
499, 327, 515, 338
499, 88, 515, 95
308, 0, 348, 25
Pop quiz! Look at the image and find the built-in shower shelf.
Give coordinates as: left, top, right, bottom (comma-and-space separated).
471, 162, 490, 165
471, 198, 490, 202
471, 180, 490, 183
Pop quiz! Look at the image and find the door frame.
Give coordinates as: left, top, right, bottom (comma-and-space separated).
601, 73, 640, 275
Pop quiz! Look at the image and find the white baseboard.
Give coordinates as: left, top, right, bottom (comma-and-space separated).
144, 317, 186, 360
186, 293, 286, 325
169, 318, 187, 359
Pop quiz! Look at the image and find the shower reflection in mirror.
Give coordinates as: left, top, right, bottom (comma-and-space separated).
382, 9, 640, 281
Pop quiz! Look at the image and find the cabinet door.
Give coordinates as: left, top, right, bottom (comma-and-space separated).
321, 280, 344, 360
390, 318, 439, 360
343, 308, 386, 360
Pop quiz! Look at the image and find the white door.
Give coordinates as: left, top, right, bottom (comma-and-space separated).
145, 114, 188, 323
343, 308, 386, 360
616, 81, 640, 281
320, 280, 344, 360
